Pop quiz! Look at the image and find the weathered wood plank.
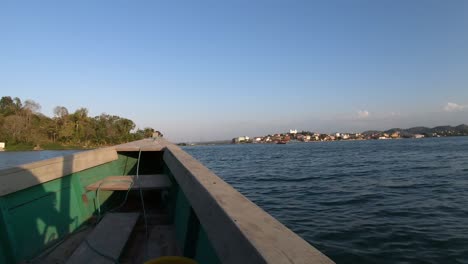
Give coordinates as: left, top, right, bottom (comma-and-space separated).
0, 148, 118, 196
163, 144, 334, 264
34, 228, 93, 264
67, 212, 139, 264
86, 175, 171, 191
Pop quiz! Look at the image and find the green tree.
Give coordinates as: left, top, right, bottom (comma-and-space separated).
70, 108, 89, 143
23, 99, 41, 125
143, 127, 155, 138
3, 115, 28, 143
1, 96, 158, 148
0, 96, 15, 115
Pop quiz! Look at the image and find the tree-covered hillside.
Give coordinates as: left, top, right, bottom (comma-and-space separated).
0, 96, 158, 150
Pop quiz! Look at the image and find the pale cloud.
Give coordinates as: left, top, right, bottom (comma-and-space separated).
357, 110, 370, 119
444, 102, 467, 112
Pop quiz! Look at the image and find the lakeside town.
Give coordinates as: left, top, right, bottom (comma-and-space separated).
231, 124, 468, 144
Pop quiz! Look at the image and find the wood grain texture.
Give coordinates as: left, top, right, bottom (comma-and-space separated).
86, 174, 171, 191
0, 148, 118, 196
163, 143, 334, 264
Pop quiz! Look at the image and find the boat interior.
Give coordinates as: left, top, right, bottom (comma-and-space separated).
30, 148, 185, 263
0, 138, 334, 264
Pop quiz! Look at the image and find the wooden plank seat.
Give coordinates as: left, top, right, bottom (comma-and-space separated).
67, 212, 139, 264
86, 174, 172, 191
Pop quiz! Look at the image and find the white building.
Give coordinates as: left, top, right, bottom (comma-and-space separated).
289, 129, 298, 134
0, 142, 5, 151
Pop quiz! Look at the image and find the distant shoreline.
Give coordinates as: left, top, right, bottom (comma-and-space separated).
181, 134, 468, 147
229, 124, 468, 144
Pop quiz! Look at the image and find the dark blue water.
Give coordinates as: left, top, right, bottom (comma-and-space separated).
183, 137, 468, 264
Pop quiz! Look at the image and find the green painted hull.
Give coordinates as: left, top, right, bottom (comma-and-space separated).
0, 151, 219, 263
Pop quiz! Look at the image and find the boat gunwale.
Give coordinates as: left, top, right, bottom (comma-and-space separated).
0, 147, 118, 196
163, 142, 334, 264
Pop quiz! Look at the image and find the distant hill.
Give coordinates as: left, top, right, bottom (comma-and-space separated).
362, 124, 468, 137
456, 124, 468, 132
361, 130, 382, 135
404, 126, 431, 134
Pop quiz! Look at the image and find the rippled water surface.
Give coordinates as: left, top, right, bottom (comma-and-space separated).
184, 137, 468, 264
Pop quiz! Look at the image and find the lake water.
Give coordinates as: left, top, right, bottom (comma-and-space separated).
1, 138, 467, 263
183, 137, 468, 264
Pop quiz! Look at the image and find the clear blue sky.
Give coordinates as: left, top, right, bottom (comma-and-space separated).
1, 0, 468, 142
